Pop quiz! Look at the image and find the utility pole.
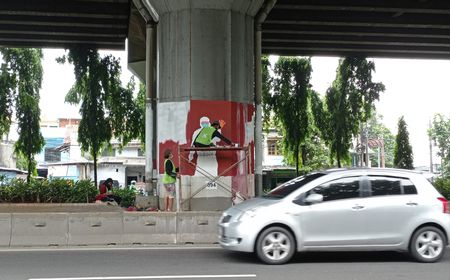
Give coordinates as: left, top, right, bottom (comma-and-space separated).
365, 125, 370, 167
429, 120, 434, 173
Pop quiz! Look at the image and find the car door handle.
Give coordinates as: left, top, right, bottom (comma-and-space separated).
352, 205, 365, 210
406, 202, 418, 206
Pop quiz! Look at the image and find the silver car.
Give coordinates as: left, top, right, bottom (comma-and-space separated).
219, 168, 450, 264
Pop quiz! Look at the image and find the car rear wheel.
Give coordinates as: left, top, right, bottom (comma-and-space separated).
256, 226, 295, 265
410, 226, 446, 263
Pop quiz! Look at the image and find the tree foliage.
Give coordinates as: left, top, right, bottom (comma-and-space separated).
429, 114, 450, 177
261, 55, 273, 130
394, 116, 414, 169
58, 47, 142, 186
0, 48, 44, 182
267, 57, 313, 175
324, 57, 385, 167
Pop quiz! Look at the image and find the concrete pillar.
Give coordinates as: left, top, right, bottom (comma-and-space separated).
145, 22, 157, 194
148, 0, 264, 210
254, 25, 263, 197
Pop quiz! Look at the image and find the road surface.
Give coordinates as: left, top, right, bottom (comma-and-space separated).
0, 245, 449, 280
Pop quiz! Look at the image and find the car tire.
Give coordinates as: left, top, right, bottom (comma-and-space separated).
409, 226, 446, 263
256, 226, 295, 265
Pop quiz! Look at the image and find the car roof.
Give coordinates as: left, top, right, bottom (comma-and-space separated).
316, 167, 429, 178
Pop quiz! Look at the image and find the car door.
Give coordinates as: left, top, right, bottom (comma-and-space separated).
363, 176, 420, 245
299, 176, 369, 247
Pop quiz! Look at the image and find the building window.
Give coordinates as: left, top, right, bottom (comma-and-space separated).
267, 139, 281, 156
44, 148, 61, 162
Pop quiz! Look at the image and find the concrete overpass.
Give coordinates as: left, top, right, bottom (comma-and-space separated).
2, 1, 450, 58
2, 0, 450, 199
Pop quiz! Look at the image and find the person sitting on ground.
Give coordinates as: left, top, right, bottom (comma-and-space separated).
193, 120, 232, 147
95, 178, 122, 206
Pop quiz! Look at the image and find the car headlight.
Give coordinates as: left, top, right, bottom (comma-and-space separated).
237, 209, 258, 222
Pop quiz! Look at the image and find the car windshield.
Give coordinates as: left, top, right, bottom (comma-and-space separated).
263, 172, 325, 199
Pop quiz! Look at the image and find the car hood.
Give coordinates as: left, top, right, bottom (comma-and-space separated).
231, 197, 281, 212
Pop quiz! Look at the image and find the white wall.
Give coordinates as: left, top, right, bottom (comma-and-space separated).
95, 164, 126, 187
116, 148, 138, 157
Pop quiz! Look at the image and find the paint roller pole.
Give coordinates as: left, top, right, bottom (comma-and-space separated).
145, 22, 156, 195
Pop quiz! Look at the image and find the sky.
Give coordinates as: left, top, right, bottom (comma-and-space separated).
309, 57, 450, 168
36, 49, 450, 167
39, 49, 132, 120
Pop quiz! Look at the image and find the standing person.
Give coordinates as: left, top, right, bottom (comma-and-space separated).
162, 149, 179, 211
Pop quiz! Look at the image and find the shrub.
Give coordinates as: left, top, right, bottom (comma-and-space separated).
112, 187, 137, 208
71, 180, 98, 203
433, 178, 450, 200
0, 178, 98, 203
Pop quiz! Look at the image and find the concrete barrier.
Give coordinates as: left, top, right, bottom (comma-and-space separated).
10, 213, 68, 246
68, 212, 123, 245
176, 211, 221, 244
123, 212, 176, 244
0, 213, 11, 246
2, 207, 223, 247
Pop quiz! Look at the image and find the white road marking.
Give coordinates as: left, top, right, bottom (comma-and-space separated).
29, 274, 257, 280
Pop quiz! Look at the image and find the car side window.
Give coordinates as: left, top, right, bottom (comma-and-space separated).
307, 177, 361, 202
401, 179, 418, 194
368, 176, 417, 196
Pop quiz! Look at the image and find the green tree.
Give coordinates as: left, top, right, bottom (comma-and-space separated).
394, 116, 414, 169
271, 57, 312, 175
324, 57, 385, 167
0, 62, 15, 137
429, 114, 450, 177
135, 82, 146, 145
0, 48, 44, 182
295, 90, 331, 171
367, 113, 395, 168
59, 47, 142, 187
261, 55, 273, 130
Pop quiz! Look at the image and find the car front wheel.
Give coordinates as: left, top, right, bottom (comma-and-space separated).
255, 226, 295, 265
410, 226, 446, 263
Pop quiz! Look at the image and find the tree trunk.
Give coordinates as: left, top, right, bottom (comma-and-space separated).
301, 145, 307, 167
93, 153, 98, 188
295, 144, 299, 176
27, 153, 32, 183
337, 154, 341, 168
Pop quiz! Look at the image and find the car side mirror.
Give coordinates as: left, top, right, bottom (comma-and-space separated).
305, 193, 323, 204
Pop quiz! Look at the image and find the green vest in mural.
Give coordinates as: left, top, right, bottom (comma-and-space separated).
162, 159, 176, 184
195, 126, 216, 146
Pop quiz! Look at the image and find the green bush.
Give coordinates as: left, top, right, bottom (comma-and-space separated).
433, 178, 450, 200
112, 187, 137, 208
0, 178, 98, 203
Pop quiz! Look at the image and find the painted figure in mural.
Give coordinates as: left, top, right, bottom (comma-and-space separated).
193, 119, 232, 147
162, 149, 179, 211
189, 117, 232, 177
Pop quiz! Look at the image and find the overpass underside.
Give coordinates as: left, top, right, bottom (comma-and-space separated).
2, 1, 450, 59
263, 0, 450, 59
0, 0, 129, 50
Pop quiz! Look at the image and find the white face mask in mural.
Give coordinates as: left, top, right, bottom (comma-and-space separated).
199, 116, 210, 128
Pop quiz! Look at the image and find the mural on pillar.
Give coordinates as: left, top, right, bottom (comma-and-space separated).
158, 100, 255, 197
